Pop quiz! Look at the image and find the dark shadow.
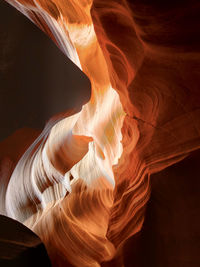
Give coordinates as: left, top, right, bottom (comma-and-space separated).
123, 149, 200, 267
0, 0, 91, 141
0, 215, 51, 266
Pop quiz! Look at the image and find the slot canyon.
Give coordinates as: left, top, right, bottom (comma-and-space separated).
0, 0, 200, 266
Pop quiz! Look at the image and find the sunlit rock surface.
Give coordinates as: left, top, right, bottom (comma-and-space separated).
1, 0, 200, 266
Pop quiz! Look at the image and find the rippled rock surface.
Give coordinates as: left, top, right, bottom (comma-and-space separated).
1, 0, 200, 266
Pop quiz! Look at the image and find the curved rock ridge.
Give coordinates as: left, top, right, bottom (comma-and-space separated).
2, 0, 200, 266
91, 0, 200, 250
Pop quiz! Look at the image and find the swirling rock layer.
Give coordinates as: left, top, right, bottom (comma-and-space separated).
1, 0, 200, 266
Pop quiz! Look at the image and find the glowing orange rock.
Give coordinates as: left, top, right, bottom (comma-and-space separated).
2, 0, 200, 266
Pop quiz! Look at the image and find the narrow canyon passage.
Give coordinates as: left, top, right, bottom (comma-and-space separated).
0, 0, 200, 266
